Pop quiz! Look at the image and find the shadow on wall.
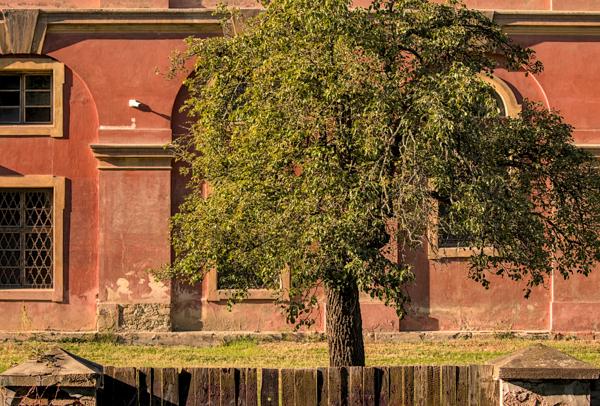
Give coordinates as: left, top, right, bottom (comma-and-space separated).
0, 167, 21, 176
400, 250, 440, 331
169, 82, 204, 332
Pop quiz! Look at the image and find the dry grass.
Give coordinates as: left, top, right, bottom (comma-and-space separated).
2, 337, 600, 372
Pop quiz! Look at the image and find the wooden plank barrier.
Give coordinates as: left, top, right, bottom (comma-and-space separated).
98, 365, 499, 405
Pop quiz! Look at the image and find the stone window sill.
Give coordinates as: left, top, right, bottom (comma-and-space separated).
0, 289, 55, 302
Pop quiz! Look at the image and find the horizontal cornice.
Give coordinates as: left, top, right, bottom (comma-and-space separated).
492, 11, 600, 36
38, 8, 259, 34
1, 8, 600, 54
90, 143, 174, 170
577, 144, 600, 157
39, 9, 600, 36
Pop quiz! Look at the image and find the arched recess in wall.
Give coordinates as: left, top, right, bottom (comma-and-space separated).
170, 82, 191, 212
0, 55, 77, 139
0, 54, 100, 140
63, 62, 100, 141
478, 74, 522, 118
168, 82, 205, 331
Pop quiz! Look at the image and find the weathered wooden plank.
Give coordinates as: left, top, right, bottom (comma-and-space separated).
260, 368, 279, 406
238, 369, 247, 406
295, 368, 318, 406
378, 367, 390, 406
477, 365, 497, 406
193, 368, 210, 405
468, 365, 480, 406
138, 367, 154, 406
244, 368, 258, 406
429, 366, 441, 406
281, 369, 295, 405
348, 367, 363, 405
327, 367, 347, 406
161, 368, 179, 405
152, 368, 162, 406
440, 366, 457, 406
362, 367, 377, 406
402, 366, 414, 406
413, 366, 428, 406
113, 367, 138, 406
493, 379, 500, 406
220, 368, 237, 406
209, 368, 221, 406
317, 367, 328, 406
456, 366, 469, 406
387, 367, 403, 406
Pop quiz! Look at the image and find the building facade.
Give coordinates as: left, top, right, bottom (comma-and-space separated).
0, 0, 599, 334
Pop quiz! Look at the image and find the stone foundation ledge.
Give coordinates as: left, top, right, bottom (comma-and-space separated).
0, 330, 598, 346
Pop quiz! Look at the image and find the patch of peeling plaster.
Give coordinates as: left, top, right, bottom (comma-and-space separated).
106, 278, 133, 301
142, 275, 170, 301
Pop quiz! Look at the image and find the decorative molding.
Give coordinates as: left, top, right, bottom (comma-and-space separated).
90, 143, 173, 170
493, 11, 600, 36
0, 8, 599, 54
0, 9, 42, 54
40, 9, 257, 35
478, 74, 522, 118
0, 8, 258, 54
37, 10, 600, 37
576, 144, 600, 157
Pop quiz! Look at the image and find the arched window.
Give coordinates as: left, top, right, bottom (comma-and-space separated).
478, 74, 521, 119
430, 75, 521, 259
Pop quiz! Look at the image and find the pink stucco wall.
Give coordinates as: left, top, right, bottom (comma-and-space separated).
0, 68, 98, 331
1, 1, 600, 333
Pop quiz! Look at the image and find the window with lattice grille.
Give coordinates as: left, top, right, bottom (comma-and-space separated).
0, 189, 53, 289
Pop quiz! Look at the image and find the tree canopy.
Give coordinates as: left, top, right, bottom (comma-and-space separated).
168, 0, 600, 366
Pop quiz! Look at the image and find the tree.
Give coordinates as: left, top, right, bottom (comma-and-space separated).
168, 0, 600, 366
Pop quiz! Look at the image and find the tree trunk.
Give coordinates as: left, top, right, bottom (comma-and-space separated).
325, 278, 365, 367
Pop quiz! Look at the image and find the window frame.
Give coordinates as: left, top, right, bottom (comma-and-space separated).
427, 200, 497, 260
205, 268, 291, 302
0, 72, 53, 125
0, 58, 64, 138
0, 176, 65, 302
478, 74, 522, 118
428, 75, 520, 260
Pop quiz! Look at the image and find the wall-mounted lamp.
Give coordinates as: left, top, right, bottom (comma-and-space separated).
128, 99, 142, 108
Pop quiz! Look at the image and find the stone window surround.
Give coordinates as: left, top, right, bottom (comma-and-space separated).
0, 175, 65, 302
428, 75, 521, 260
205, 268, 291, 302
0, 57, 64, 138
